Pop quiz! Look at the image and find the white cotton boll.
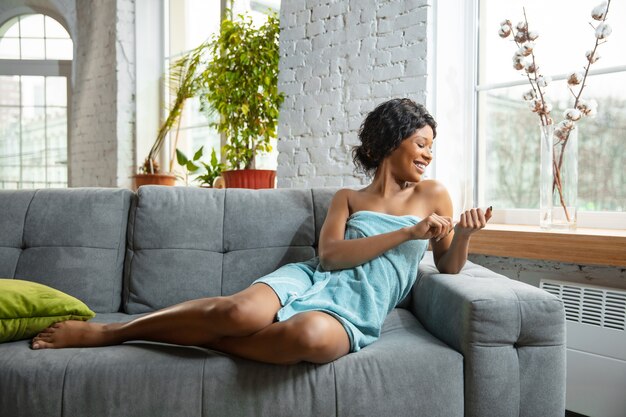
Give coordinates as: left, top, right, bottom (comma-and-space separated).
522, 89, 536, 101
499, 26, 511, 38
595, 23, 612, 39
524, 61, 536, 73
537, 76, 550, 88
516, 21, 527, 31
528, 31, 539, 41
500, 19, 512, 27
586, 99, 598, 117
518, 46, 531, 57
591, 2, 608, 21
529, 99, 543, 112
567, 72, 584, 86
586, 50, 600, 63
543, 102, 553, 113
514, 31, 527, 43
577, 99, 599, 117
565, 108, 582, 121
558, 119, 574, 130
522, 42, 535, 55
554, 127, 569, 141
512, 53, 525, 70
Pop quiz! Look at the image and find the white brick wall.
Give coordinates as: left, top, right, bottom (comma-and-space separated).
115, 0, 136, 189
71, 0, 135, 188
277, 0, 431, 189
469, 254, 626, 291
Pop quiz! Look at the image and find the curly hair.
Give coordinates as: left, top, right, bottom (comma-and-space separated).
352, 98, 437, 177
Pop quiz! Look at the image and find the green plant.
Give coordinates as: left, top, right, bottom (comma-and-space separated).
199, 12, 284, 170
141, 40, 211, 174
196, 148, 226, 187
175, 146, 225, 187
175, 146, 203, 185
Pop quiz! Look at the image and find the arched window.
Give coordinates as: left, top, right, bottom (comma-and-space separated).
0, 13, 72, 189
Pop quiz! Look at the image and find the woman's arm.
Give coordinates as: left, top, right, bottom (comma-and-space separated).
319, 189, 453, 271
429, 185, 492, 274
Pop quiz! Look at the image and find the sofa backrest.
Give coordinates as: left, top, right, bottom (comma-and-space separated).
124, 186, 337, 314
0, 188, 133, 313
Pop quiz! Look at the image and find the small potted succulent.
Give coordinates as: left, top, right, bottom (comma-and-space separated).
199, 12, 283, 189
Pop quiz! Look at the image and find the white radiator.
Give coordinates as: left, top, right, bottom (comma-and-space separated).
540, 279, 626, 417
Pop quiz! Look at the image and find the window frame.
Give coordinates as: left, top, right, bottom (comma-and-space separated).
0, 12, 72, 189
434, 0, 625, 230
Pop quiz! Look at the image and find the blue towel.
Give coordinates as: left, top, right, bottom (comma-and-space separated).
254, 210, 428, 352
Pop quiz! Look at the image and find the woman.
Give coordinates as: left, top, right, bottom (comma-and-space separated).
31, 98, 491, 364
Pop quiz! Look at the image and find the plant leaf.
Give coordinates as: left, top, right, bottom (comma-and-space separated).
176, 148, 188, 165
187, 161, 200, 172
193, 146, 204, 161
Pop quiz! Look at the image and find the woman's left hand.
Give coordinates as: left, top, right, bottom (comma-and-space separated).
454, 207, 493, 238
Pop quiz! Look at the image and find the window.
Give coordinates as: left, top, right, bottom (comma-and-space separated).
163, 0, 280, 175
434, 0, 625, 228
477, 0, 626, 219
0, 14, 72, 189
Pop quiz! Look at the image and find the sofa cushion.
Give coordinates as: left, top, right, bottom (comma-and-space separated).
0, 308, 461, 417
124, 186, 225, 313
0, 190, 35, 278
334, 308, 464, 417
0, 188, 133, 313
125, 186, 321, 313
0, 279, 95, 342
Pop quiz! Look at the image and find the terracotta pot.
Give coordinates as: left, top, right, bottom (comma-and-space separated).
133, 173, 177, 191
221, 169, 276, 189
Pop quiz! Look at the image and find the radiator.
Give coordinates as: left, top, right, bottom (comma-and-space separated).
540, 279, 626, 417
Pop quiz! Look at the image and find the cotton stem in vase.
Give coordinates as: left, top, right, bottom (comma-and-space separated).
498, 1, 612, 223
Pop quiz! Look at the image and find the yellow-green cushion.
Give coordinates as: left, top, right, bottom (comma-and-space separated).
0, 279, 95, 343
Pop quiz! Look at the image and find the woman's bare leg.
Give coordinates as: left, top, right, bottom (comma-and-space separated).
31, 283, 280, 349
207, 311, 351, 365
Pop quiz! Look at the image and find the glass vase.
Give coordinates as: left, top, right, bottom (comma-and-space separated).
540, 124, 578, 229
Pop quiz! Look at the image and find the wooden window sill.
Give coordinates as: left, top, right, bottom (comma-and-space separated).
468, 224, 626, 267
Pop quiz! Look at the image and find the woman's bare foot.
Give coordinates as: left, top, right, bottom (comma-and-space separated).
31, 321, 120, 349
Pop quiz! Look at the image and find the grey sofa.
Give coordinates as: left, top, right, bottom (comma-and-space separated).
0, 186, 566, 417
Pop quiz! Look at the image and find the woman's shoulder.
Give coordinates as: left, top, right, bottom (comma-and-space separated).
413, 179, 452, 215
413, 179, 448, 195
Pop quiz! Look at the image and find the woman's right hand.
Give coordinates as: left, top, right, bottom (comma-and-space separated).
407, 213, 453, 242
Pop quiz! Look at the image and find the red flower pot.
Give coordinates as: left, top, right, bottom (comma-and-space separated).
221, 169, 276, 189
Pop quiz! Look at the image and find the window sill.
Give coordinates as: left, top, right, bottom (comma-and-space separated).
469, 224, 626, 267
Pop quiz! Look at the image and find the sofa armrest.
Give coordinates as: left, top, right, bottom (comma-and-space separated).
408, 252, 566, 417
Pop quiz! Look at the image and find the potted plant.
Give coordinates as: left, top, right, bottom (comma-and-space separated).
199, 12, 284, 189
196, 148, 226, 188
175, 146, 225, 188
134, 40, 211, 189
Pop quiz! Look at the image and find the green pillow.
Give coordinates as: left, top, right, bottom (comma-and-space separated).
0, 279, 95, 343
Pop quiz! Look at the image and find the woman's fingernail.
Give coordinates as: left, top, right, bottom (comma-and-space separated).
489, 206, 493, 211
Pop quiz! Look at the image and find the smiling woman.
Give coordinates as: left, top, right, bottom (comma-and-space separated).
30, 98, 492, 365
351, 98, 437, 180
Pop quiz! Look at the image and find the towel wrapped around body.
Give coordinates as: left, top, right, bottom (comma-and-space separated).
253, 210, 429, 352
